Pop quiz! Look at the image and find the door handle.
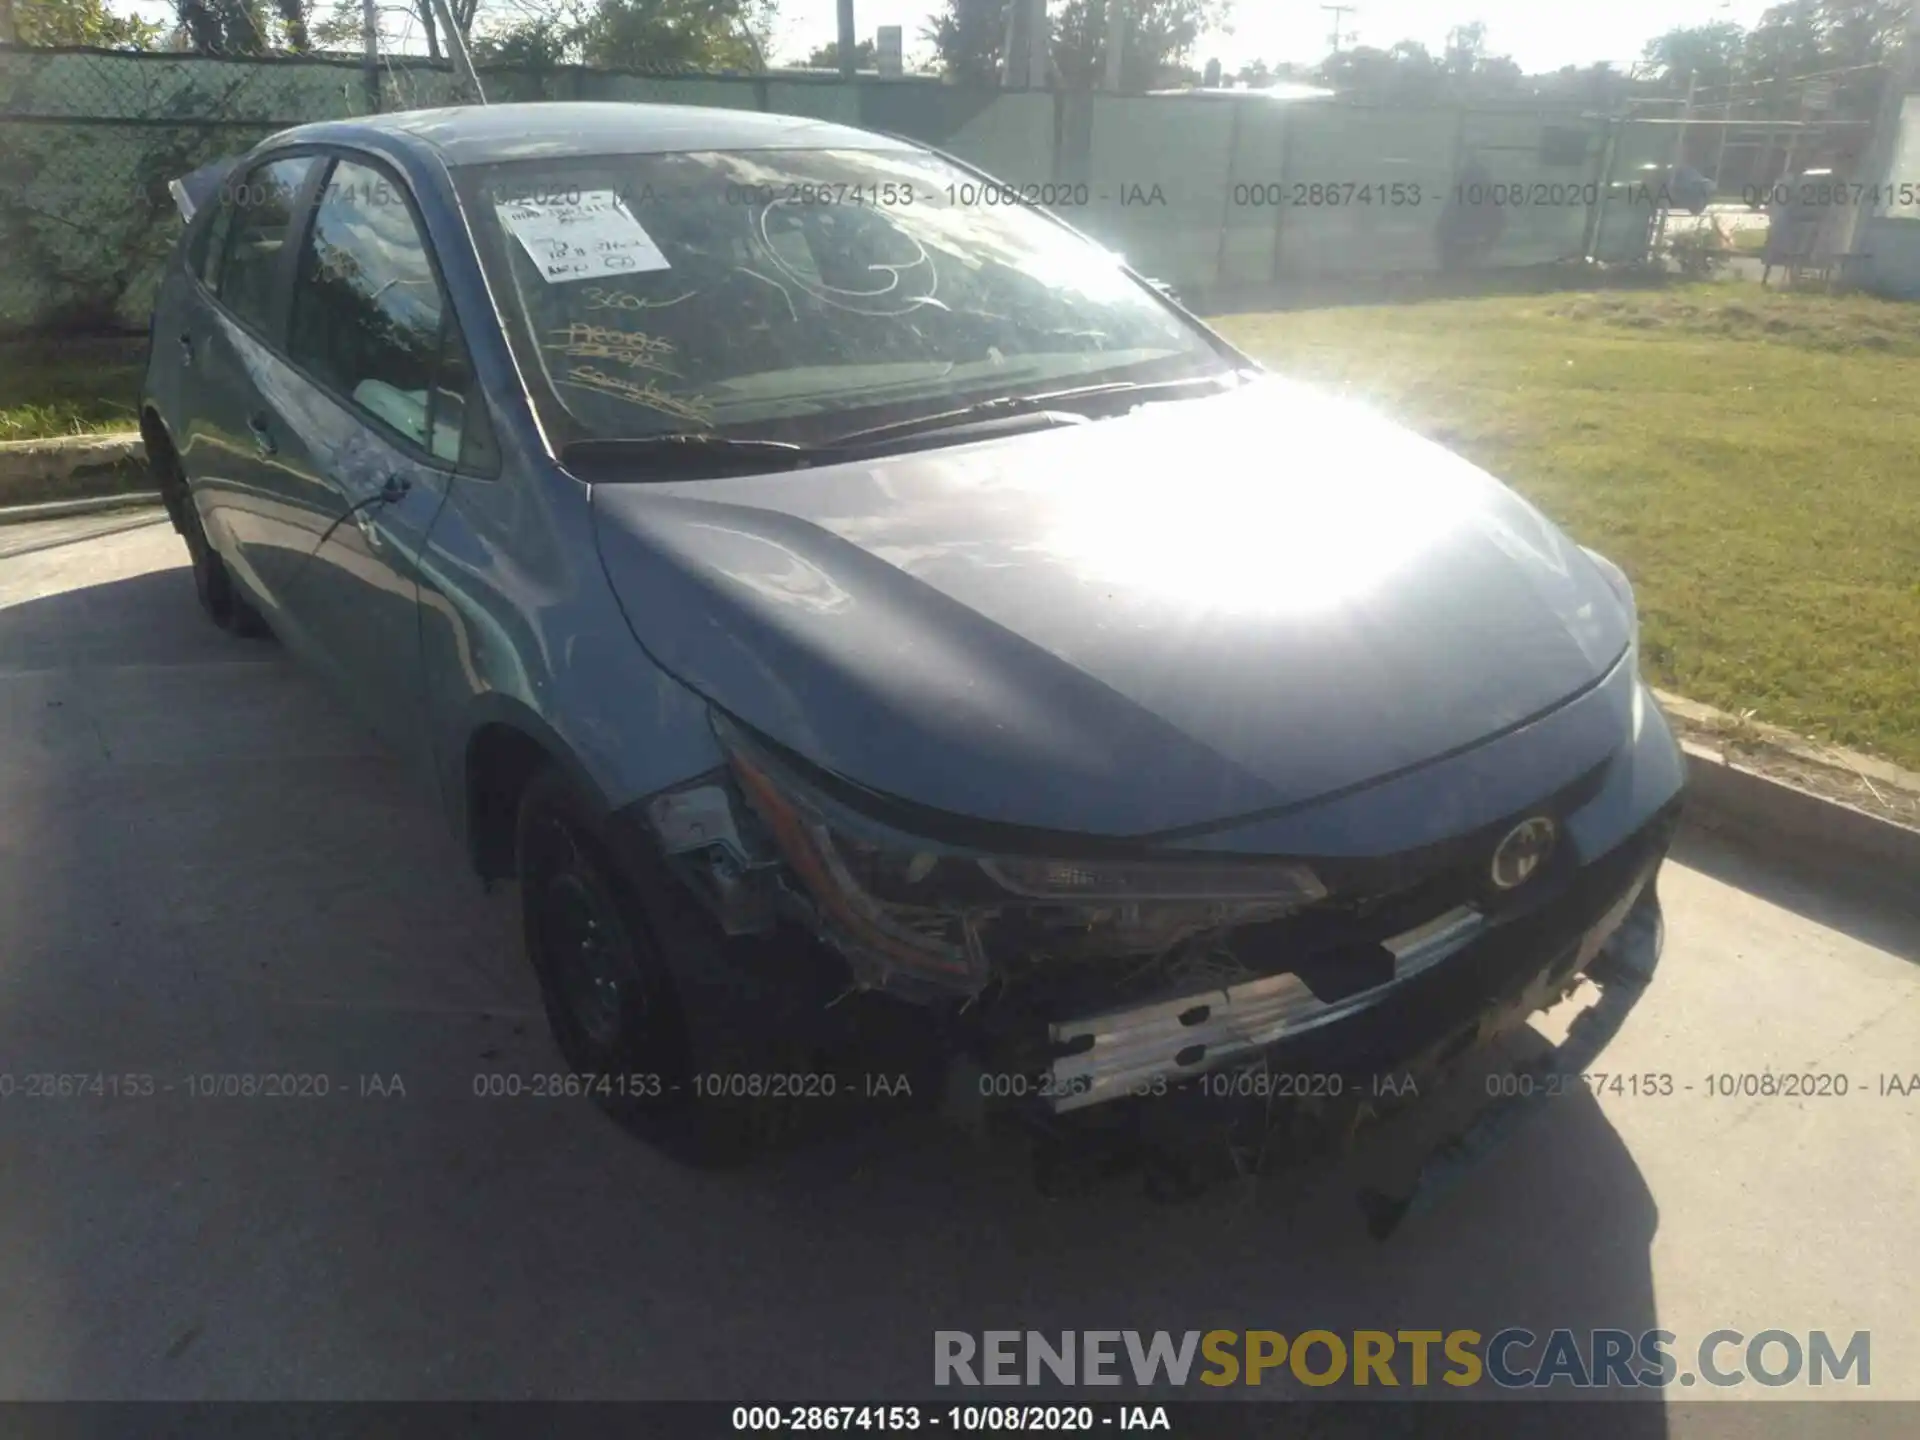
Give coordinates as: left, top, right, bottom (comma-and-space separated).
246, 412, 277, 456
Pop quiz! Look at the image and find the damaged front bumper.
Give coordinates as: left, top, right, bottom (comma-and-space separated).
966, 801, 1678, 1216
636, 693, 1684, 1216
1043, 806, 1670, 1117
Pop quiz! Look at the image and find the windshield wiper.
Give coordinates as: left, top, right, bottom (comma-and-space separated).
560, 372, 1249, 478
821, 372, 1243, 450
560, 434, 845, 479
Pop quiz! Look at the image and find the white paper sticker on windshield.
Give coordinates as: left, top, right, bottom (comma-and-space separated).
495, 190, 670, 284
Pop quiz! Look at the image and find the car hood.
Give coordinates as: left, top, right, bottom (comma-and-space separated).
589, 378, 1630, 838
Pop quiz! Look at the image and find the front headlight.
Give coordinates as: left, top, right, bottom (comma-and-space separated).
716, 719, 1326, 992
1581, 546, 1650, 739
1581, 545, 1639, 649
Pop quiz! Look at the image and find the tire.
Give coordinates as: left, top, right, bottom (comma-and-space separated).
161, 449, 271, 640
513, 763, 804, 1168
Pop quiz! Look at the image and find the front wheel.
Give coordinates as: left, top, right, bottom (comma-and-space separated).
514, 764, 805, 1167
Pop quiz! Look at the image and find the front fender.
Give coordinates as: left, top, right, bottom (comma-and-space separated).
419, 470, 723, 855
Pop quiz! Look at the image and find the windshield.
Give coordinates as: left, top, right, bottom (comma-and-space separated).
453, 146, 1232, 450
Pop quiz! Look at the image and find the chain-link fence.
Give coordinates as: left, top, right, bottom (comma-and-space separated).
0, 45, 1668, 336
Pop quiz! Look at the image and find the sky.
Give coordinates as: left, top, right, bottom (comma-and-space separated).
119, 0, 1779, 74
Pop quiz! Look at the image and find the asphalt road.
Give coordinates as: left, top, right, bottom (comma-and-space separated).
2, 512, 1917, 1406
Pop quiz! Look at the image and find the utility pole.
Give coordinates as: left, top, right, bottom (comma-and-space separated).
1321, 4, 1354, 54
360, 0, 380, 113
1027, 0, 1048, 88
836, 0, 856, 79
1000, 0, 1046, 88
1102, 0, 1126, 91
428, 0, 485, 103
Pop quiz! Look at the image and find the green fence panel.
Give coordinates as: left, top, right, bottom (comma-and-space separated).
1457, 109, 1603, 266
762, 79, 860, 124
937, 90, 1056, 189
1081, 95, 1237, 287
1272, 105, 1458, 277
0, 49, 1654, 334
1216, 99, 1292, 285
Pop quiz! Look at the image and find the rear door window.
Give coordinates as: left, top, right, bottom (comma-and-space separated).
216, 155, 318, 335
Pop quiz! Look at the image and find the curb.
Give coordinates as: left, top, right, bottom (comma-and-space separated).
0, 490, 165, 526
1679, 740, 1920, 906
0, 430, 150, 509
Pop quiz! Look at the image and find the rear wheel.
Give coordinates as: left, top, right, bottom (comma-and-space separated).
154, 442, 270, 639
514, 764, 804, 1167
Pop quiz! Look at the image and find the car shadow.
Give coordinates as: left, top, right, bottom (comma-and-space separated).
0, 556, 1665, 1414
1670, 823, 1920, 968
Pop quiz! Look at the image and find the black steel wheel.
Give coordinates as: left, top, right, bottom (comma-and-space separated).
514, 764, 794, 1167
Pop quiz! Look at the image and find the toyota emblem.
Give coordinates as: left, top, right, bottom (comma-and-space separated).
1490, 816, 1557, 890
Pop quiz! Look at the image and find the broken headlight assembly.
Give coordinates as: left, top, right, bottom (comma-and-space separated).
700, 717, 1328, 998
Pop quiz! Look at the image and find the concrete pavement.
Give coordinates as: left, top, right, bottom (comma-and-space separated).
1, 518, 1916, 1403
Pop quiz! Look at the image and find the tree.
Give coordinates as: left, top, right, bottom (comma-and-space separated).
1442, 20, 1484, 75
924, 0, 1004, 86
472, 1, 593, 66
1310, 24, 1531, 98
926, 0, 1229, 91
583, 0, 766, 70
1058, 0, 1229, 91
9, 0, 160, 44
1641, 21, 1745, 93
806, 37, 875, 67
1744, 0, 1909, 116
174, 0, 272, 52
1313, 39, 1441, 97
273, 0, 311, 49
416, 0, 481, 62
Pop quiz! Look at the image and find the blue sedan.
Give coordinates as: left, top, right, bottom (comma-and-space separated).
140, 103, 1685, 1191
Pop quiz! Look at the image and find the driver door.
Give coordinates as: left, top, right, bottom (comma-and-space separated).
266, 154, 500, 777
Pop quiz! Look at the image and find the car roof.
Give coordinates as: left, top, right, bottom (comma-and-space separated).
269, 101, 919, 166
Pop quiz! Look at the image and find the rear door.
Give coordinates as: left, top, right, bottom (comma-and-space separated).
176, 152, 322, 604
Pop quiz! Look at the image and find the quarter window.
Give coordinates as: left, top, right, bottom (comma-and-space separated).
216, 156, 317, 334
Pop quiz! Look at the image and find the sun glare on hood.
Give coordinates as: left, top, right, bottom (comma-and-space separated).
1034, 384, 1477, 615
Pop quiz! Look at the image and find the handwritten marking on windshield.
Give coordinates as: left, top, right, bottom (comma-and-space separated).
735, 267, 799, 324
751, 201, 940, 317
582, 286, 698, 312
546, 323, 678, 375
560, 366, 713, 425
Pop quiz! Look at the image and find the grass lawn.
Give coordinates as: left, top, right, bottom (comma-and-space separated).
1213, 284, 1920, 771
0, 343, 146, 442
